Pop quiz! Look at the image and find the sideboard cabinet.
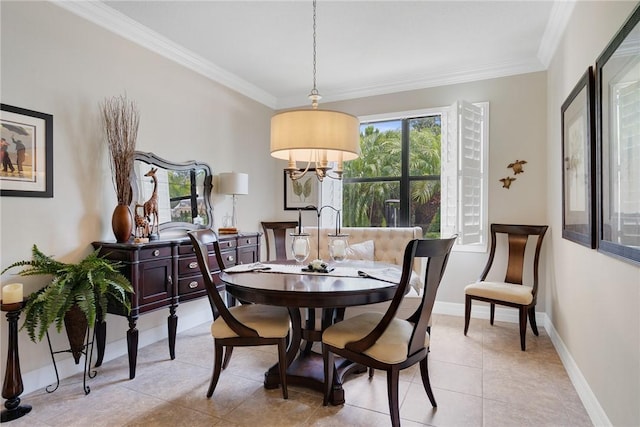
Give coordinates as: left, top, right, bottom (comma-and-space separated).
92, 231, 260, 379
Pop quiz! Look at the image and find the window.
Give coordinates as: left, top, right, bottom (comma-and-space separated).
339, 101, 489, 251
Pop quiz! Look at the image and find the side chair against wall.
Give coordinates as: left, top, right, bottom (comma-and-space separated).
322, 237, 456, 427
464, 223, 548, 351
261, 221, 299, 260
187, 229, 291, 399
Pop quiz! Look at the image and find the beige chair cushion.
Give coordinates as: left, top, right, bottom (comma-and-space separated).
464, 281, 533, 305
323, 312, 429, 364
211, 304, 290, 339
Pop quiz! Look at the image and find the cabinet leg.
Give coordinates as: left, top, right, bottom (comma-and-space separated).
168, 313, 177, 360
127, 319, 139, 380
94, 320, 106, 367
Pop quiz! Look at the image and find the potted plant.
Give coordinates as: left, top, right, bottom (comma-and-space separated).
1, 245, 134, 363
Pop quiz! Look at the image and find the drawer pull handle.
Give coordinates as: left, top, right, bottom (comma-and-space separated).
227, 255, 234, 262
153, 250, 160, 257
246, 239, 251, 244
189, 262, 198, 269
227, 242, 232, 247
188, 281, 198, 289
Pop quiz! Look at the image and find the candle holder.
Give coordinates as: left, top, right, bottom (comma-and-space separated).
328, 233, 350, 262
1, 299, 31, 423
290, 233, 311, 264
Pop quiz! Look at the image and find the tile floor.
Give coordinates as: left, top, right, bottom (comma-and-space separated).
10, 314, 592, 426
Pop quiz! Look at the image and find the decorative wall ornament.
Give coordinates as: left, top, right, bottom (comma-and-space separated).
499, 176, 516, 189
508, 159, 527, 174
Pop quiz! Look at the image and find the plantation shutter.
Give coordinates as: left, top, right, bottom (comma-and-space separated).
441, 101, 487, 249
458, 100, 484, 245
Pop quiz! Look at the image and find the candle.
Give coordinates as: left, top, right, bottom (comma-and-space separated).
332, 240, 346, 257
293, 239, 308, 257
2, 283, 23, 304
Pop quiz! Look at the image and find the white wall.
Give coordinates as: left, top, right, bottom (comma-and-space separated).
546, 2, 640, 426
0, 1, 289, 392
322, 72, 549, 307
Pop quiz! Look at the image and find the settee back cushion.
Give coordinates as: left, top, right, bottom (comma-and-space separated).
307, 227, 423, 265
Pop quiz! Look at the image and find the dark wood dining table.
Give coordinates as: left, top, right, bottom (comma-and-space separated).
220, 261, 401, 405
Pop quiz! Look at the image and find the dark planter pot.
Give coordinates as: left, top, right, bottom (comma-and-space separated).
63, 305, 88, 365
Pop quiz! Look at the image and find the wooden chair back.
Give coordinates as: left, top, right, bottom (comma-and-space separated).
344, 237, 456, 357
261, 221, 299, 260
187, 229, 259, 337
479, 224, 548, 303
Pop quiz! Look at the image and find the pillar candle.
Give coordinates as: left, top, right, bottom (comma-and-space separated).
332, 240, 346, 257
293, 238, 308, 256
2, 283, 23, 304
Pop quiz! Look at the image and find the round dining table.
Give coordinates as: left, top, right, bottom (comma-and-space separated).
220, 261, 401, 405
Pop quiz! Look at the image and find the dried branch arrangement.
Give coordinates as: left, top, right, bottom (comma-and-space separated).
100, 95, 139, 204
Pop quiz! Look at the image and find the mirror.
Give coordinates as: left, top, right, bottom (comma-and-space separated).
130, 151, 213, 235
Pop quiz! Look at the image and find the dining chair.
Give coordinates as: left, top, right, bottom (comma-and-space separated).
322, 237, 456, 427
187, 229, 291, 399
261, 221, 299, 260
464, 223, 548, 351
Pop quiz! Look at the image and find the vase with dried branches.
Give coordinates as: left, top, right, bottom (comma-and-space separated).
100, 95, 139, 242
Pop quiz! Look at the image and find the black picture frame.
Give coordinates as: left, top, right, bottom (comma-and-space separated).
561, 67, 596, 248
595, 4, 640, 265
283, 169, 320, 210
0, 104, 53, 198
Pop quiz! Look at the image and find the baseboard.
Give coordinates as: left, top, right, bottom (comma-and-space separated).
544, 318, 612, 426
432, 301, 610, 427
21, 300, 609, 427
21, 306, 212, 396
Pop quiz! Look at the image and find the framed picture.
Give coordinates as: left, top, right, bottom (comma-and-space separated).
1, 104, 53, 197
561, 67, 596, 248
283, 169, 319, 210
595, 4, 640, 264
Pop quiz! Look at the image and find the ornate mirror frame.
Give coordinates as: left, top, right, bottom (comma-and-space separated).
130, 151, 213, 235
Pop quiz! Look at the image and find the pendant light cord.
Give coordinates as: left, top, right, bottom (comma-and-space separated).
309, 0, 320, 108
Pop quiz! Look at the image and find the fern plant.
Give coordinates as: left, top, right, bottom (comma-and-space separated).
2, 245, 134, 343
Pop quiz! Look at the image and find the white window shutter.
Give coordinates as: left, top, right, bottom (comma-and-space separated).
441, 106, 458, 238
458, 100, 484, 245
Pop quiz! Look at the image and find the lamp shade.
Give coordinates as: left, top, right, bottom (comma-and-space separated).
219, 172, 248, 195
270, 109, 360, 162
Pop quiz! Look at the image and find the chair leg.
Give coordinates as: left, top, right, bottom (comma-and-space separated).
322, 345, 334, 406
222, 346, 233, 369
490, 303, 495, 325
464, 295, 472, 335
277, 339, 288, 399
386, 368, 401, 427
519, 306, 527, 351
528, 306, 539, 336
207, 342, 224, 398
419, 356, 437, 407
368, 367, 375, 378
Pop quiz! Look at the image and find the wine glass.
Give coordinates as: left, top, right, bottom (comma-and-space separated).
291, 234, 310, 264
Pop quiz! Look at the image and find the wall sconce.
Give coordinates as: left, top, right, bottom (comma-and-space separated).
218, 172, 248, 232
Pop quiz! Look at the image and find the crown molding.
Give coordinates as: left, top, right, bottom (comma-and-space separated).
278, 58, 546, 108
538, 0, 577, 67
53, 0, 278, 108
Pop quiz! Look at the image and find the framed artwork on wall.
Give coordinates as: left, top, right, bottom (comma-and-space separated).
595, 4, 640, 265
283, 169, 319, 210
561, 67, 596, 248
0, 104, 53, 198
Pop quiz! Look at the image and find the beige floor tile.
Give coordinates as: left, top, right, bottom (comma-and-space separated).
15, 314, 592, 427
401, 384, 483, 426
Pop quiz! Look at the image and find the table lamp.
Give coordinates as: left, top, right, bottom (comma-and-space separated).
219, 172, 248, 234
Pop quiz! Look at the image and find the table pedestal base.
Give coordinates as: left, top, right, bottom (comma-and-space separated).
264, 351, 367, 405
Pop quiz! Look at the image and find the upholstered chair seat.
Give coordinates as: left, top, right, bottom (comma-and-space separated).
211, 304, 290, 339
464, 281, 533, 305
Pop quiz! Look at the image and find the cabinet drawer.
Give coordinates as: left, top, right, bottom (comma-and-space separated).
218, 250, 236, 267
177, 243, 212, 256
139, 246, 172, 260
178, 275, 205, 295
237, 236, 258, 247
178, 254, 220, 275
218, 239, 237, 250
